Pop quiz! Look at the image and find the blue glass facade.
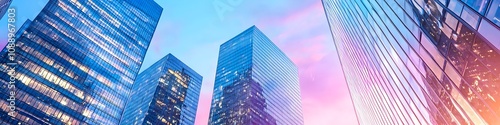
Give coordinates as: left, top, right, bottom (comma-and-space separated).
0, 0, 162, 124
323, 0, 500, 124
209, 26, 303, 125
0, 0, 12, 19
120, 54, 202, 125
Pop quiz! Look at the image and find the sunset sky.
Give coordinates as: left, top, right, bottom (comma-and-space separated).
0, 0, 357, 124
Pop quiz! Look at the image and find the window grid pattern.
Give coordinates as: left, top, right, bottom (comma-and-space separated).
323, 0, 500, 124
209, 26, 303, 125
0, 0, 162, 124
120, 54, 202, 125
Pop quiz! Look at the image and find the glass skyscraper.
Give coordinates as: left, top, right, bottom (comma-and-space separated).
323, 0, 500, 124
0, 0, 162, 124
120, 54, 202, 125
208, 26, 304, 125
0, 0, 12, 19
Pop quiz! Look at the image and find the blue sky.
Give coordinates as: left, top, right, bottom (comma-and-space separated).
0, 0, 357, 124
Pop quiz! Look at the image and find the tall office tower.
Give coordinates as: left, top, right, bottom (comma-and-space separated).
0, 0, 162, 124
0, 0, 12, 19
323, 0, 500, 124
208, 26, 303, 125
120, 54, 202, 125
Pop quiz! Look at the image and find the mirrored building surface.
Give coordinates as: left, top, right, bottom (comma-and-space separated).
323, 0, 500, 124
120, 54, 202, 125
209, 26, 304, 125
0, 0, 162, 124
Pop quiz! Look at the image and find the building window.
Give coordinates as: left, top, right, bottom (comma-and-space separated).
478, 19, 500, 50
461, 7, 480, 29
449, 0, 464, 15
462, 0, 490, 14
487, 0, 500, 26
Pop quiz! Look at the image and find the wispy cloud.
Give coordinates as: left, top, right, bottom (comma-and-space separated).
256, 1, 357, 125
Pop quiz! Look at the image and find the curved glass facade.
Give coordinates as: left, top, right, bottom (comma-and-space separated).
323, 0, 500, 124
120, 54, 202, 125
0, 0, 162, 124
209, 26, 304, 125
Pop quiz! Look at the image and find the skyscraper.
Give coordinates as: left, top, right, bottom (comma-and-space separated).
323, 0, 500, 124
208, 26, 303, 125
0, 0, 12, 19
120, 54, 202, 125
0, 0, 162, 124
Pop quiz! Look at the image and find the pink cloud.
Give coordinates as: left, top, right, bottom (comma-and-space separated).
194, 1, 358, 124
195, 92, 213, 125
258, 1, 358, 125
